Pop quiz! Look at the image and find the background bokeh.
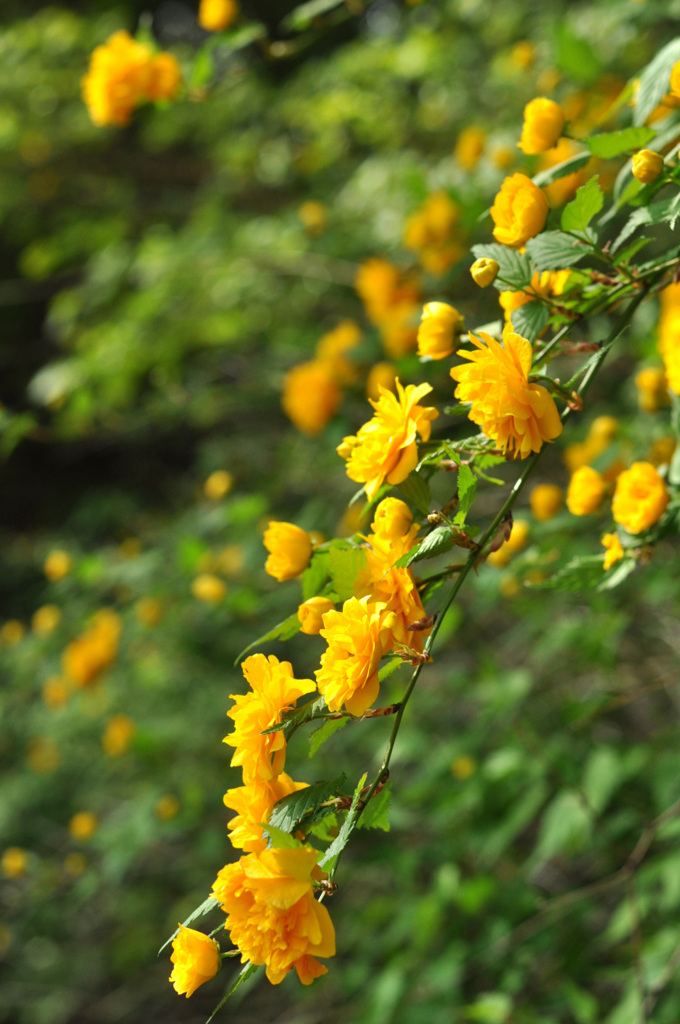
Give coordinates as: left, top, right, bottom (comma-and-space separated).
1, 2, 680, 1022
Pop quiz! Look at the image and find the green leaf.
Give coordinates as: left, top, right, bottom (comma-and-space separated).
158, 896, 220, 954
510, 300, 550, 343
319, 772, 367, 875
301, 551, 329, 600
532, 152, 590, 189
524, 231, 594, 271
260, 694, 325, 735
206, 962, 261, 1023
533, 789, 592, 861
234, 612, 300, 664
189, 47, 214, 89
554, 22, 600, 84
611, 195, 680, 252
327, 544, 367, 602
398, 473, 431, 516
470, 243, 533, 291
633, 37, 680, 126
453, 464, 477, 527
260, 824, 303, 849
378, 657, 404, 682
597, 558, 636, 591
585, 126, 656, 159
582, 747, 622, 815
443, 404, 472, 417
357, 782, 391, 832
527, 555, 605, 592
308, 717, 347, 758
269, 774, 347, 833
219, 23, 267, 50
392, 525, 455, 569
561, 178, 604, 233
282, 0, 345, 31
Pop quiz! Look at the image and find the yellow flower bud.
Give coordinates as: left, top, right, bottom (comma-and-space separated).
69, 812, 98, 842
27, 737, 59, 773
170, 924, 221, 998
601, 533, 624, 570
297, 596, 336, 635
42, 675, 70, 709
32, 604, 62, 636
191, 574, 227, 604
518, 97, 566, 155
155, 795, 180, 821
263, 522, 313, 581
198, 0, 238, 32
372, 497, 414, 539
612, 461, 669, 534
1, 620, 25, 646
529, 483, 563, 522
102, 714, 136, 757
204, 470, 233, 500
455, 126, 486, 171
135, 596, 163, 627
510, 40, 535, 70
298, 200, 327, 236
470, 258, 499, 288
506, 519, 530, 553
491, 174, 548, 249
451, 756, 476, 779
417, 302, 462, 360
2, 848, 28, 879
44, 549, 72, 582
632, 149, 664, 184
566, 466, 605, 516
635, 366, 668, 412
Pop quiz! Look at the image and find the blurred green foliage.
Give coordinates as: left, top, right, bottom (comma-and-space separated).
1, 2, 680, 1023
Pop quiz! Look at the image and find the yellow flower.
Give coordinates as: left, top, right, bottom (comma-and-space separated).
27, 737, 60, 773
659, 298, 680, 394
337, 380, 438, 501
155, 795, 180, 820
224, 654, 316, 783
218, 545, 245, 576
450, 331, 562, 459
529, 483, 563, 521
169, 925, 220, 998
147, 53, 182, 102
403, 192, 464, 275
355, 528, 427, 653
452, 756, 476, 779
518, 97, 566, 155
204, 470, 233, 500
69, 812, 98, 842
648, 436, 676, 466
371, 497, 414, 540
378, 304, 420, 358
499, 270, 571, 321
199, 0, 238, 31
223, 773, 308, 853
298, 200, 327, 236
566, 466, 605, 516
298, 596, 336, 636
635, 366, 668, 412
282, 360, 341, 435
487, 519, 530, 567
315, 320, 362, 384
417, 302, 463, 360
102, 714, 136, 757
61, 608, 121, 687
601, 533, 624, 570
612, 461, 669, 534
44, 549, 72, 581
263, 522, 313, 582
470, 258, 499, 288
315, 596, 395, 716
212, 846, 335, 986
355, 258, 420, 326
632, 149, 664, 184
192, 573, 227, 604
511, 40, 536, 70
670, 60, 680, 97
82, 31, 154, 127
538, 138, 586, 207
455, 126, 486, 170
2, 848, 28, 879
1, 620, 25, 646
491, 174, 549, 248
135, 596, 163, 627
31, 605, 62, 636
42, 675, 70, 709
366, 362, 397, 400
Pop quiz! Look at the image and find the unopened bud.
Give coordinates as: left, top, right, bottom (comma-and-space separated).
470, 257, 499, 287
632, 149, 664, 185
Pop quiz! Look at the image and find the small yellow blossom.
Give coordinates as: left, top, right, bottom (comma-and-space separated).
601, 533, 624, 570
82, 31, 180, 127
198, 0, 238, 32
155, 795, 180, 821
45, 549, 73, 582
452, 756, 476, 779
204, 470, 233, 500
31, 605, 62, 636
567, 466, 605, 516
511, 40, 536, 70
529, 483, 563, 521
518, 97, 566, 155
612, 461, 669, 534
632, 149, 664, 184
538, 138, 587, 207
102, 714, 136, 757
69, 812, 98, 842
499, 270, 571, 321
371, 497, 414, 540
315, 320, 361, 384
417, 302, 463, 360
135, 596, 163, 627
282, 360, 341, 436
298, 200, 327, 236
355, 529, 427, 654
648, 436, 676, 466
27, 737, 60, 773
635, 366, 668, 412
337, 380, 438, 501
1, 848, 27, 879
42, 675, 70, 709
218, 545, 245, 576
355, 258, 420, 326
470, 258, 499, 288
147, 53, 182, 102
455, 126, 486, 170
1, 620, 25, 646
316, 596, 395, 716
223, 774, 308, 853
491, 174, 549, 248
192, 574, 227, 604
403, 192, 464, 275
488, 519, 530, 567
263, 522, 313, 582
170, 925, 220, 998
451, 331, 562, 459
366, 362, 397, 400
298, 596, 336, 636
63, 853, 87, 877
62, 609, 122, 688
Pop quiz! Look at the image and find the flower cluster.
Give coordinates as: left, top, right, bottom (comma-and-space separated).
355, 258, 421, 358
82, 31, 181, 127
282, 321, 362, 435
403, 192, 465, 276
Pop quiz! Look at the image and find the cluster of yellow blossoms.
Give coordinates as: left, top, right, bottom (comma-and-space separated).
82, 31, 181, 127
355, 258, 422, 358
403, 192, 465, 276
282, 320, 362, 436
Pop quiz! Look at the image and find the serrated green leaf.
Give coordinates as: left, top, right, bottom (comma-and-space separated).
260, 824, 303, 849
302, 551, 329, 600
234, 612, 301, 664
532, 152, 590, 188
633, 37, 680, 126
319, 772, 367, 875
611, 195, 680, 252
269, 775, 347, 833
308, 717, 347, 758
585, 126, 656, 159
561, 178, 604, 233
510, 300, 550, 343
327, 544, 367, 601
357, 781, 391, 832
470, 243, 533, 291
525, 231, 594, 271
392, 525, 455, 569
398, 473, 431, 516
260, 694, 325, 735
453, 464, 477, 527
158, 896, 220, 954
